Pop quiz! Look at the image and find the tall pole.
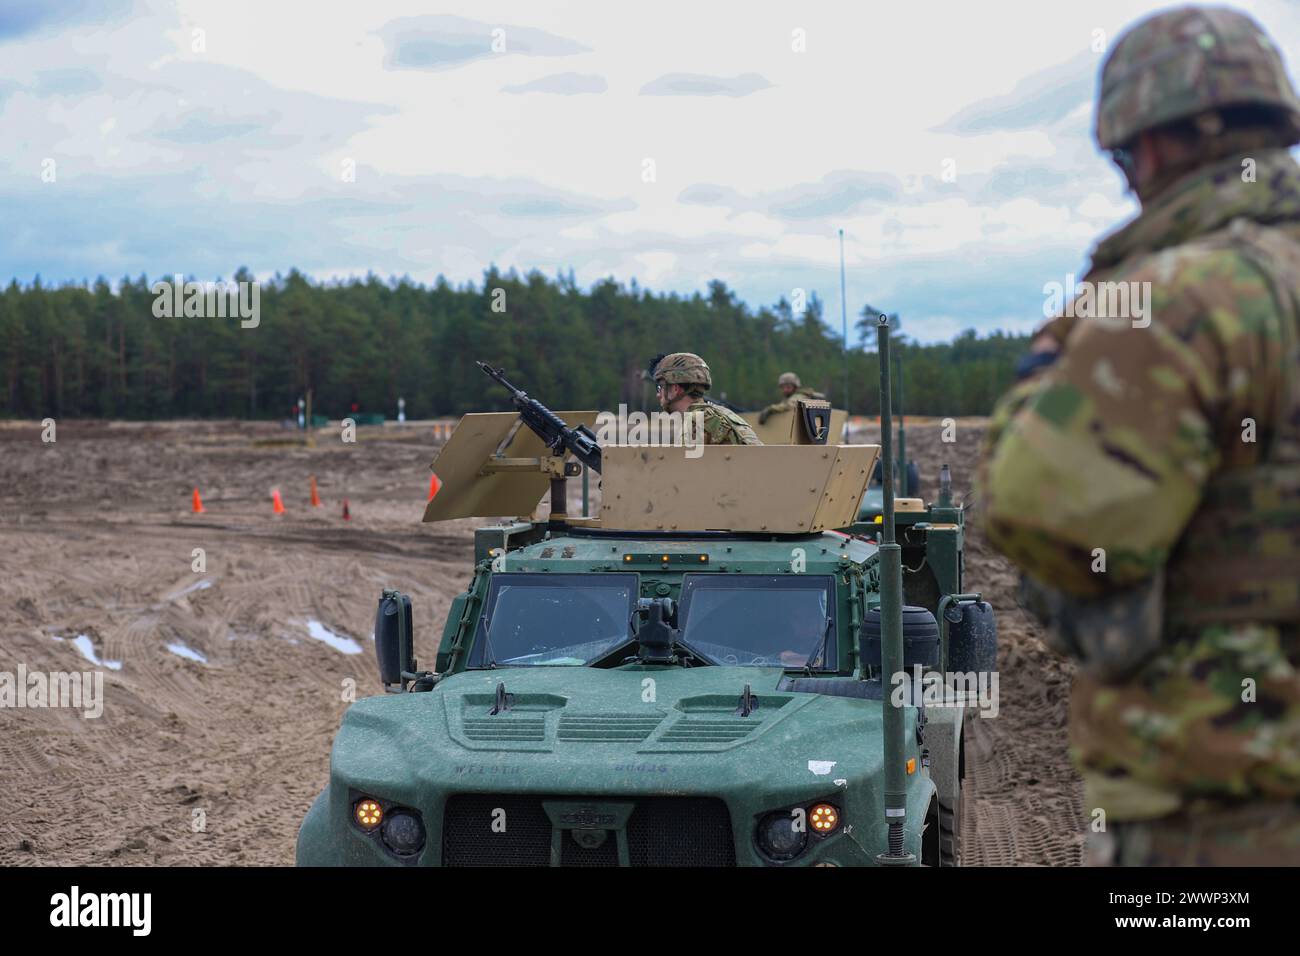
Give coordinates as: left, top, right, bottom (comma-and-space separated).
839, 229, 849, 423
875, 314, 913, 865
896, 355, 906, 496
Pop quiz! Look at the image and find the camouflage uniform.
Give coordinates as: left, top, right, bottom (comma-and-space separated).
758, 373, 828, 424
653, 352, 761, 446
689, 399, 762, 445
979, 7, 1300, 865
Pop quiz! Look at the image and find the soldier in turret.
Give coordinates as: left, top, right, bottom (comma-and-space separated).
758, 372, 826, 425
652, 352, 761, 446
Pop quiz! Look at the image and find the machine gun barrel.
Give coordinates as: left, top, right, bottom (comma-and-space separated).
476, 361, 603, 474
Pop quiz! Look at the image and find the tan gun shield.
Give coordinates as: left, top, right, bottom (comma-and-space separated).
750, 404, 848, 445
599, 444, 879, 533
421, 412, 601, 522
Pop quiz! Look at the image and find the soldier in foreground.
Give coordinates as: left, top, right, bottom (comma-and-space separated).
652, 352, 761, 445
980, 5, 1300, 865
757, 372, 826, 424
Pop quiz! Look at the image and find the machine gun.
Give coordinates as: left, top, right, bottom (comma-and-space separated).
477, 361, 603, 475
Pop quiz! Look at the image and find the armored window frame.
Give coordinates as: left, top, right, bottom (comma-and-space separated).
677, 573, 838, 671
467, 572, 640, 668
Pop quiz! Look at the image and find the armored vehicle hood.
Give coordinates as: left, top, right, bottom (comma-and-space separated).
333, 665, 894, 787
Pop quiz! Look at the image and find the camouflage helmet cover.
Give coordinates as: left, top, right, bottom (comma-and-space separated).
653, 352, 712, 389
1096, 5, 1300, 150
778, 372, 801, 388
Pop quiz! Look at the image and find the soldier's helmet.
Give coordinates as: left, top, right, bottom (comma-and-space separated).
653, 352, 712, 390
778, 372, 801, 388
1096, 5, 1300, 150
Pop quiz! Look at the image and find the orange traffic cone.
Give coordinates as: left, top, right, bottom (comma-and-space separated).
342, 498, 351, 521
272, 489, 286, 514
191, 488, 205, 514
310, 475, 322, 507
428, 473, 442, 501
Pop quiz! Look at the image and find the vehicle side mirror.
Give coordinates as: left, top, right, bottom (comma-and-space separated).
375, 589, 414, 691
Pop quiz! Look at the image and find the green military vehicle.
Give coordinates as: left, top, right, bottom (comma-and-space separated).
296, 322, 997, 866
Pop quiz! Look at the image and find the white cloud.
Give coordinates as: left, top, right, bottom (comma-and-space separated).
632, 250, 677, 283
3, 0, 1299, 340
639, 72, 772, 97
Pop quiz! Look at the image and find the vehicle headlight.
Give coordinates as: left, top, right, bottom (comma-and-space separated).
381, 809, 426, 857
756, 811, 809, 862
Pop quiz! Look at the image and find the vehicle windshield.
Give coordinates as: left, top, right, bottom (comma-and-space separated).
679, 575, 835, 669
469, 573, 636, 667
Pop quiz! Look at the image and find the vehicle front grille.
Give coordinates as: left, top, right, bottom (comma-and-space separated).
559, 835, 619, 866
626, 796, 734, 866
442, 794, 552, 866
441, 794, 736, 867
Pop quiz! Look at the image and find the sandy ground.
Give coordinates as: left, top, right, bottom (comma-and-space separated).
0, 417, 1083, 866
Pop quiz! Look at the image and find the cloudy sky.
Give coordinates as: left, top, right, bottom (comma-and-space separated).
3, 0, 1299, 342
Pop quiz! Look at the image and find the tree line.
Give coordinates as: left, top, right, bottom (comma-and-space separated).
0, 268, 1031, 420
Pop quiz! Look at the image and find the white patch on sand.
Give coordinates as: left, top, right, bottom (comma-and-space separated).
299, 619, 362, 655
169, 578, 214, 599
71, 634, 123, 671
166, 642, 208, 664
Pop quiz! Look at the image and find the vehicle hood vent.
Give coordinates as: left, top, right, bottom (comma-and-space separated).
439, 670, 815, 753
558, 713, 665, 742
658, 718, 761, 744
461, 716, 547, 742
